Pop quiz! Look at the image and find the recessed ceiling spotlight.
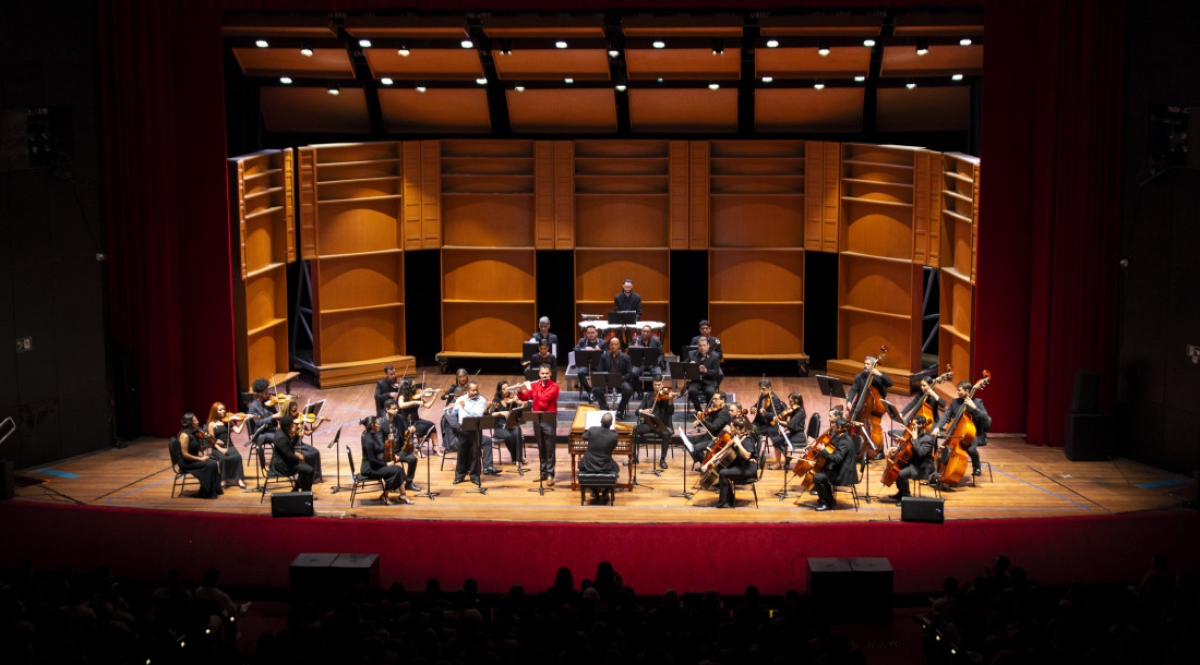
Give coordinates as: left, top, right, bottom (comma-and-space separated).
854, 75, 866, 82
300, 46, 313, 57
766, 39, 779, 48
461, 40, 474, 49
818, 39, 830, 56
279, 76, 293, 84
515, 85, 525, 92
708, 83, 720, 90
960, 38, 973, 46
762, 76, 773, 83
657, 77, 663, 83
615, 84, 627, 92
555, 40, 568, 49
381, 77, 393, 85
358, 39, 372, 48
863, 38, 876, 47
565, 78, 574, 84
416, 85, 426, 93
653, 40, 665, 49
255, 39, 269, 48
814, 81, 825, 90
476, 77, 487, 85
608, 49, 619, 58
916, 40, 929, 56
327, 86, 340, 95
906, 82, 918, 89
952, 74, 964, 81
397, 46, 410, 56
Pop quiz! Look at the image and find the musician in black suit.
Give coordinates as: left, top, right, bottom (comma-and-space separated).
359, 416, 408, 504
383, 399, 421, 491
884, 415, 936, 501
374, 365, 400, 420
812, 417, 857, 511
592, 337, 634, 417
579, 412, 619, 503
629, 324, 664, 385
676, 391, 731, 464
532, 316, 558, 352
634, 375, 674, 468
689, 319, 723, 357
439, 368, 470, 454
714, 418, 760, 509
685, 337, 723, 412
613, 278, 642, 319
573, 325, 605, 396
902, 376, 948, 423
272, 416, 315, 493
932, 381, 991, 477
750, 378, 788, 466
846, 356, 894, 409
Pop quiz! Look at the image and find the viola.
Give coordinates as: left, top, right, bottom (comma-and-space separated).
936, 370, 991, 486
654, 388, 676, 403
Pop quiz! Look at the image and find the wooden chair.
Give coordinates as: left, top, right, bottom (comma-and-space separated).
346, 448, 386, 508
167, 437, 197, 498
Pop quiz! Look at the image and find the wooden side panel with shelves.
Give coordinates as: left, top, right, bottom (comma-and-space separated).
554, 141, 575, 249
574, 248, 670, 347
709, 249, 805, 358
938, 153, 981, 380
535, 141, 555, 249
670, 140, 690, 249
803, 141, 840, 253
689, 141, 709, 250
228, 149, 295, 391
440, 248, 536, 357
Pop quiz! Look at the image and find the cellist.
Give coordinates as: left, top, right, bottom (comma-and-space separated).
811, 417, 858, 512
845, 355, 893, 459
882, 414, 936, 502
676, 391, 731, 467
932, 381, 992, 478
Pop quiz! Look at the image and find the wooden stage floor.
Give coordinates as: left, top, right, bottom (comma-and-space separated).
11, 372, 1194, 524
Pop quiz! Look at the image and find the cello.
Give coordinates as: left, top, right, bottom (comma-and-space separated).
792, 430, 833, 495
935, 371, 991, 486
847, 346, 888, 462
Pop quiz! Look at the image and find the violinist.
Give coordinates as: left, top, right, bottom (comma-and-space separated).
516, 364, 560, 485
933, 381, 992, 478
902, 376, 948, 423
776, 392, 809, 470
573, 325, 605, 398
883, 414, 936, 502
205, 402, 247, 490
452, 382, 491, 486
245, 378, 278, 448
750, 379, 787, 469
397, 378, 440, 454
634, 375, 674, 469
359, 416, 409, 505
281, 400, 325, 483
526, 341, 558, 382
490, 381, 525, 469
374, 365, 401, 420
811, 417, 857, 511
676, 391, 731, 465
178, 413, 222, 499
593, 337, 635, 418
271, 416, 314, 493
685, 337, 723, 413
714, 417, 760, 509
846, 356, 893, 459
439, 368, 471, 454
383, 399, 421, 491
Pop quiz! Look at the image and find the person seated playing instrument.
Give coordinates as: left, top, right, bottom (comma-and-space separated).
374, 365, 401, 420
883, 414, 936, 501
178, 413, 222, 499
272, 416, 315, 493
932, 381, 992, 478
359, 415, 410, 505
676, 391, 731, 466
689, 319, 723, 357
531, 315, 558, 351
710, 417, 760, 509
903, 376, 949, 423
812, 417, 858, 511
490, 380, 525, 469
397, 378, 441, 455
685, 337, 723, 413
282, 400, 326, 483
453, 381, 493, 485
205, 402, 247, 490
629, 324, 663, 387
634, 374, 674, 469
592, 337, 635, 418
573, 325, 605, 398
750, 379, 787, 469
245, 377, 279, 448
383, 399, 421, 491
527, 341, 558, 381
777, 392, 809, 470
613, 278, 642, 319
579, 412, 620, 503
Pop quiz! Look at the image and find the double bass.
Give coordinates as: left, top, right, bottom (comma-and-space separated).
881, 368, 953, 487
847, 346, 888, 462
936, 371, 991, 486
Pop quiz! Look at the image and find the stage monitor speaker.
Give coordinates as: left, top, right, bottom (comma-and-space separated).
271, 491, 314, 517
1071, 369, 1100, 414
901, 496, 945, 523
1064, 413, 1115, 461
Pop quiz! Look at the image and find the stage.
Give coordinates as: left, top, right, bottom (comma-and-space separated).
3, 373, 1197, 596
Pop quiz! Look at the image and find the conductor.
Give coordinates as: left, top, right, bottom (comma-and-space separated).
579, 412, 619, 503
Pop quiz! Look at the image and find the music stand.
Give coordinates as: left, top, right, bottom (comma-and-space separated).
412, 424, 440, 500
668, 360, 702, 425
636, 411, 670, 484
627, 346, 662, 397
816, 375, 846, 411
574, 348, 602, 398
459, 416, 495, 496
670, 427, 696, 501
324, 426, 344, 493
522, 410, 557, 495
591, 371, 624, 412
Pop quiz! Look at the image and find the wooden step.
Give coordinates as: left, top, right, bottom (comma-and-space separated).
823, 358, 922, 396
292, 354, 416, 388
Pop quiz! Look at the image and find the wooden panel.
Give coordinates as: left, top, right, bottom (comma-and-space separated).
442, 301, 536, 355
554, 140, 575, 249
535, 141, 555, 249
442, 249, 536, 302
315, 199, 403, 256
575, 196, 669, 247
246, 323, 288, 387
710, 303, 805, 356
840, 253, 921, 317
822, 142, 840, 252
403, 141, 423, 247
688, 140, 710, 250
244, 264, 287, 332
298, 147, 317, 260
709, 249, 803, 302
315, 306, 406, 365
283, 149, 296, 264
421, 140, 441, 247
804, 141, 825, 252
314, 253, 404, 312
941, 269, 974, 340
575, 249, 669, 302
913, 149, 935, 265
710, 195, 804, 247
441, 195, 535, 247
669, 140, 690, 250
841, 199, 914, 259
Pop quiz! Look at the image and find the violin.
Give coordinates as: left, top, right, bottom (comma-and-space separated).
297, 413, 330, 425
264, 394, 293, 408
654, 388, 676, 403
221, 412, 248, 423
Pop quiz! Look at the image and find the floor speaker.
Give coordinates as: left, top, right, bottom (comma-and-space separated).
901, 496, 945, 523
1071, 369, 1100, 414
271, 491, 314, 517
0, 460, 14, 500
1064, 413, 1115, 461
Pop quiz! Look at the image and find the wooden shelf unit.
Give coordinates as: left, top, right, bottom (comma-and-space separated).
440, 247, 536, 358
705, 141, 808, 361
229, 149, 295, 391
938, 152, 981, 381
297, 142, 413, 386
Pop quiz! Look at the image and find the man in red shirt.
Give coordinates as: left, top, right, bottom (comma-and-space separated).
518, 364, 560, 485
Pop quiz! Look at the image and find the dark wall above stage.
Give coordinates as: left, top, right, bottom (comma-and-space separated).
1118, 0, 1200, 475
0, 0, 112, 469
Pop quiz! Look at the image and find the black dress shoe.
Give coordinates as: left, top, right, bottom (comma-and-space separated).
484, 468, 501, 475
659, 458, 668, 470
405, 483, 422, 492
470, 475, 480, 484
452, 477, 465, 485
973, 468, 983, 476
815, 503, 832, 511
715, 502, 733, 509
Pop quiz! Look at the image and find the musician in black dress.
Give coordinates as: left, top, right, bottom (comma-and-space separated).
677, 391, 731, 464
579, 412, 620, 503
439, 368, 471, 454
527, 341, 558, 381
613, 278, 642, 319
359, 416, 409, 505
573, 325, 605, 397
282, 400, 325, 483
750, 379, 787, 469
884, 415, 936, 501
374, 365, 401, 420
812, 417, 857, 511
634, 375, 674, 468
689, 320, 723, 357
780, 392, 810, 459
714, 418, 760, 509
593, 337, 634, 417
205, 402, 247, 489
932, 381, 991, 477
685, 337, 723, 413
490, 380, 525, 467
178, 413, 222, 499
397, 378, 440, 453
384, 399, 421, 491
271, 416, 315, 492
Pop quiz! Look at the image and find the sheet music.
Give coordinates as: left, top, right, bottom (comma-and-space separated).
584, 410, 618, 430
